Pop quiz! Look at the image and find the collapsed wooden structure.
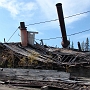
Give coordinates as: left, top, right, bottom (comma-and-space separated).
0, 68, 90, 90
1, 41, 90, 69
0, 2, 90, 90
1, 39, 90, 90
1, 42, 90, 89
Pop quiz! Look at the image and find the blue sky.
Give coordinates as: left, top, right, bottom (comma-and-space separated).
0, 0, 90, 48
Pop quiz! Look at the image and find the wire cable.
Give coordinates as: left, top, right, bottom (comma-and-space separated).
65, 10, 90, 19
26, 19, 58, 26
67, 28, 90, 36
35, 28, 90, 41
26, 10, 90, 26
7, 28, 18, 42
7, 10, 90, 42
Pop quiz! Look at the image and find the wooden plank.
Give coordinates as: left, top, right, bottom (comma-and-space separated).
62, 56, 69, 62
61, 55, 66, 62
70, 55, 78, 63
68, 56, 74, 63
0, 68, 70, 81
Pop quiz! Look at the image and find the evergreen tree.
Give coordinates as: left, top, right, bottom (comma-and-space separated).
71, 41, 74, 49
85, 37, 89, 51
81, 41, 85, 51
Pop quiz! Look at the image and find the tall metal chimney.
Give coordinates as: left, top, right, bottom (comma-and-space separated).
19, 22, 28, 47
56, 3, 70, 48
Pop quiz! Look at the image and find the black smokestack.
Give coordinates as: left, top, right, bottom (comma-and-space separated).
56, 3, 70, 48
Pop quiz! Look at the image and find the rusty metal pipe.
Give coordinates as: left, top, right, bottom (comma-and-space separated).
19, 22, 28, 47
20, 22, 27, 30
56, 3, 70, 48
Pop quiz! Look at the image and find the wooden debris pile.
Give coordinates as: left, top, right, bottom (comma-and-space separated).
0, 42, 90, 70
0, 68, 90, 90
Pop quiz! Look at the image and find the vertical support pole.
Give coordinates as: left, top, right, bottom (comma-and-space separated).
78, 42, 81, 51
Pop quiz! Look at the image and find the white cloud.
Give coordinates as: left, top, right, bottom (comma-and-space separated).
36, 0, 56, 19
0, 0, 37, 19
0, 0, 19, 17
0, 0, 90, 27
36, 0, 90, 25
